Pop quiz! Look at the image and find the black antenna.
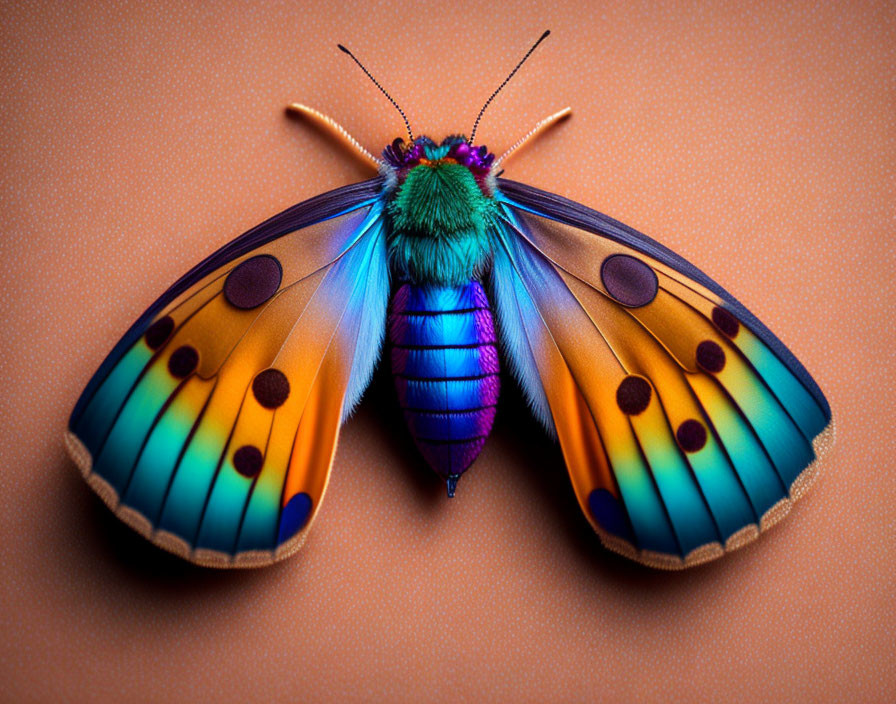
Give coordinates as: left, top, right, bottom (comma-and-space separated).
337, 44, 413, 142
469, 30, 551, 144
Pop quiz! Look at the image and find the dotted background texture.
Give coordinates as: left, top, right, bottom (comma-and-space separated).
1, 1, 893, 702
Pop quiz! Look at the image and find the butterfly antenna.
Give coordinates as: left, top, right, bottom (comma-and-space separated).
493, 107, 572, 168
469, 30, 551, 144
337, 43, 413, 142
286, 103, 382, 169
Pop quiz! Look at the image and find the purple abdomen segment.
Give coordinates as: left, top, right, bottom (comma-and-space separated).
389, 282, 500, 494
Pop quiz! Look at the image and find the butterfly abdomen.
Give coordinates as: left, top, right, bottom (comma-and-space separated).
388, 281, 500, 495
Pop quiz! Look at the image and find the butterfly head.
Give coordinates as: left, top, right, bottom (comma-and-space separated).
382, 136, 495, 189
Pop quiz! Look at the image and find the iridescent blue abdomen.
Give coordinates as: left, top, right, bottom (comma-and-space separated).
389, 281, 500, 495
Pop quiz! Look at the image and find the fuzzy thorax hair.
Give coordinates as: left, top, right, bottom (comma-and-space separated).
387, 161, 497, 286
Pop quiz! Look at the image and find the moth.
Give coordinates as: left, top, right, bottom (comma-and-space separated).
65, 33, 833, 569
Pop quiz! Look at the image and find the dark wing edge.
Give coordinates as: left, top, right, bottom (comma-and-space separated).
70, 177, 386, 430
497, 178, 831, 421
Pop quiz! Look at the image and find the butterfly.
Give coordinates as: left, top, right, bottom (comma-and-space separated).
65, 32, 833, 569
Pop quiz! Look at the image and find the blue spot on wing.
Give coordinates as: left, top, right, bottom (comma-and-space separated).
277, 493, 313, 545
588, 489, 635, 542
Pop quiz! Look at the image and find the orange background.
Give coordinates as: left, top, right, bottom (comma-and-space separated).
1, 1, 893, 702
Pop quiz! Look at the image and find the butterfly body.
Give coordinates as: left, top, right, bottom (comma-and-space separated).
382, 137, 506, 492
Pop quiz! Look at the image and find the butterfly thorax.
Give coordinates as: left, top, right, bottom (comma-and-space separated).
383, 136, 498, 286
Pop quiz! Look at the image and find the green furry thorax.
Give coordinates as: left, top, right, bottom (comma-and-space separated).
387, 162, 497, 286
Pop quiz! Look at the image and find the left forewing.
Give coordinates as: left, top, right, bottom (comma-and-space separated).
66, 194, 389, 567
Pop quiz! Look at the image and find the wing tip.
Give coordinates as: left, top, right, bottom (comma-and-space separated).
62, 430, 311, 569
593, 419, 835, 570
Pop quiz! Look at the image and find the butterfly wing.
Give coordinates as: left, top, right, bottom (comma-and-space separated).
490, 178, 833, 569
65, 178, 389, 567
